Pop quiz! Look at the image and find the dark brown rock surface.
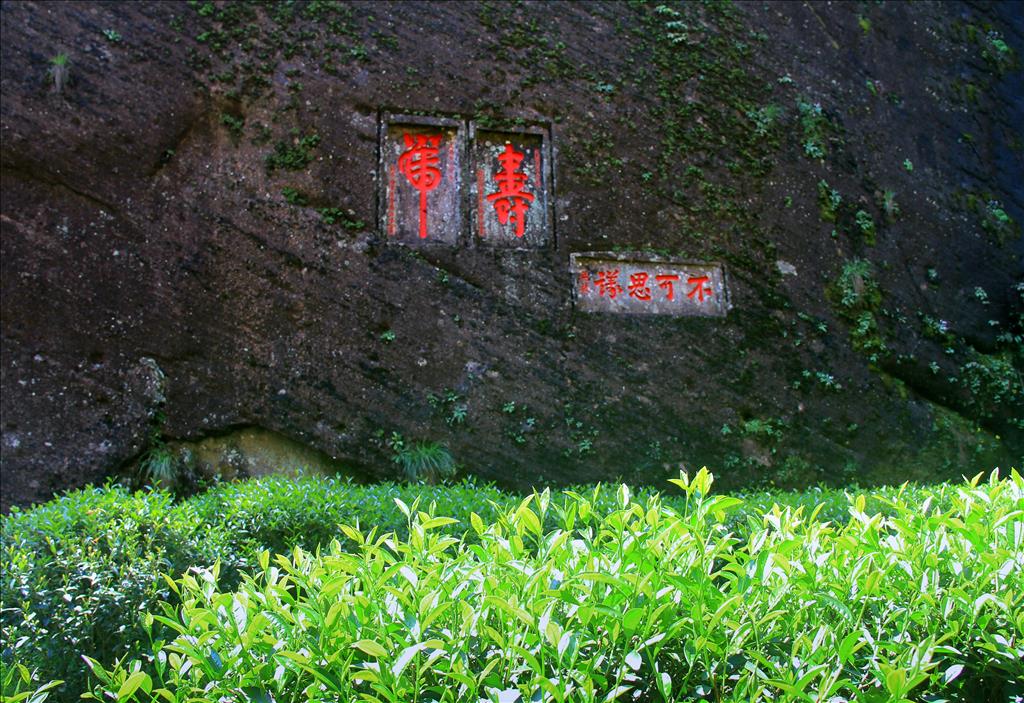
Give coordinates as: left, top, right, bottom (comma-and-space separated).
2, 0, 1022, 510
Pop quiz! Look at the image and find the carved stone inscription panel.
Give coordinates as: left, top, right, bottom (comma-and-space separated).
379, 114, 464, 246
570, 252, 731, 317
471, 125, 551, 249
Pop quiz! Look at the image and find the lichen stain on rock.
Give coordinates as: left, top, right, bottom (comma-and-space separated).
164, 426, 360, 483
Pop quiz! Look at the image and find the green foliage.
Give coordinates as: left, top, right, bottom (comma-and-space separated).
9, 474, 1024, 702
958, 351, 1024, 428
817, 179, 841, 221
982, 30, 1016, 74
850, 310, 887, 359
1, 662, 62, 701
218, 112, 244, 140
48, 53, 70, 93
880, 189, 900, 222
980, 200, 1017, 244
0, 486, 234, 699
427, 389, 468, 426
831, 258, 881, 312
137, 443, 177, 487
281, 186, 307, 206
392, 441, 456, 484
745, 104, 781, 137
264, 132, 320, 172
77, 469, 1024, 703
318, 207, 364, 229
101, 29, 122, 43
829, 259, 888, 361
797, 99, 829, 159
740, 417, 785, 442
855, 209, 876, 245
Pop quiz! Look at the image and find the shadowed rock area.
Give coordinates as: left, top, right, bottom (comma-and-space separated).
1, 0, 1022, 510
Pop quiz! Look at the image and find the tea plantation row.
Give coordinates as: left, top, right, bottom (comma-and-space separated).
2, 470, 1021, 702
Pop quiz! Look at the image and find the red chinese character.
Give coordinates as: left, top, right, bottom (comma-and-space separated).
398, 133, 443, 239
656, 274, 680, 301
487, 143, 534, 238
594, 270, 623, 299
628, 272, 652, 301
687, 275, 713, 302
578, 270, 592, 295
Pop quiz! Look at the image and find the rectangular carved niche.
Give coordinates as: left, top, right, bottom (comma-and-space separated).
570, 252, 731, 317
470, 124, 552, 249
379, 114, 464, 246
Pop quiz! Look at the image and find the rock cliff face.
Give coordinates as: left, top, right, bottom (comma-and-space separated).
2, 0, 1022, 510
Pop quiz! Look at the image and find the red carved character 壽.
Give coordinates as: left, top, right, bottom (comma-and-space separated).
398, 133, 443, 239
487, 143, 534, 238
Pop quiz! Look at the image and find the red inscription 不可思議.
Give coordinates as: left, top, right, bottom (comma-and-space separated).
628, 272, 652, 301
487, 143, 534, 238
578, 270, 715, 304
687, 275, 713, 302
594, 269, 624, 299
571, 254, 728, 317
397, 133, 443, 239
656, 274, 680, 301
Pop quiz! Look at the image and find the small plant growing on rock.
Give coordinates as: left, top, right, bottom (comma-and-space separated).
833, 258, 881, 311
138, 443, 176, 486
830, 259, 887, 361
281, 187, 307, 206
393, 440, 456, 484
817, 179, 842, 221
48, 52, 70, 93
855, 209, 876, 244
879, 189, 900, 222
265, 132, 321, 172
981, 200, 1017, 244
219, 112, 244, 140
797, 99, 829, 159
319, 207, 364, 229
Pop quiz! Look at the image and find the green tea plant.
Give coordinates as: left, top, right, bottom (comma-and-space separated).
0, 486, 235, 698
79, 469, 1024, 703
1, 663, 62, 701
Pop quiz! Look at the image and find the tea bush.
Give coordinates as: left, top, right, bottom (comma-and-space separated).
0, 485, 236, 698
186, 475, 514, 556
78, 469, 1022, 703
2, 472, 1015, 702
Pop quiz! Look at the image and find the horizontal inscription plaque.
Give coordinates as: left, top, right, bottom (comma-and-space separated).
570, 252, 731, 317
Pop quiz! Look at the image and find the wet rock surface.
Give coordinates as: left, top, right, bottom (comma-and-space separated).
1, 0, 1021, 510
